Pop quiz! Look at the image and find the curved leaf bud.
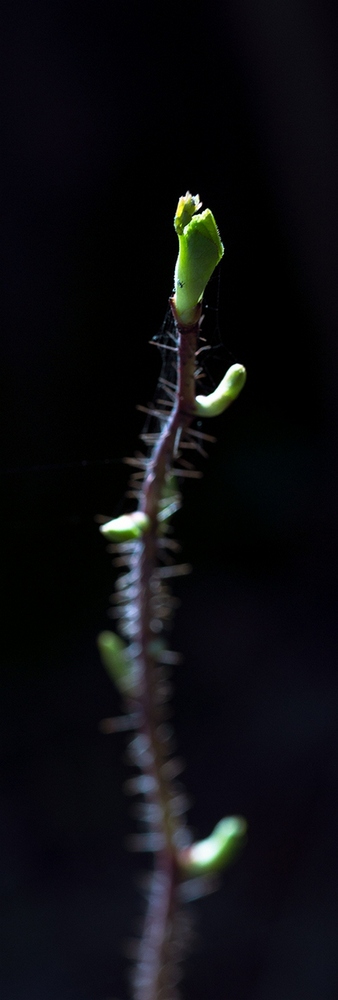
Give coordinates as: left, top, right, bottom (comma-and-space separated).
177, 815, 247, 876
99, 511, 150, 542
174, 192, 202, 235
97, 630, 135, 695
173, 192, 224, 327
195, 363, 246, 418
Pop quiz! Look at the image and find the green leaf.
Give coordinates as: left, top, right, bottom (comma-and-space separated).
97, 631, 135, 695
174, 192, 202, 235
173, 192, 224, 326
100, 511, 150, 541
195, 363, 246, 417
178, 815, 247, 875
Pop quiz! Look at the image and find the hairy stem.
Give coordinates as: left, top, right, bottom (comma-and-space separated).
131, 305, 201, 998
98, 195, 246, 1000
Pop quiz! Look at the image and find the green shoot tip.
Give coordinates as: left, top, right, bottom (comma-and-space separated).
173, 193, 224, 326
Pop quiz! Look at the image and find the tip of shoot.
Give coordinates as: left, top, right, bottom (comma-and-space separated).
174, 192, 202, 235
173, 192, 224, 326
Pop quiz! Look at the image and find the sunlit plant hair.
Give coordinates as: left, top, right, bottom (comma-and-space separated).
97, 192, 247, 1000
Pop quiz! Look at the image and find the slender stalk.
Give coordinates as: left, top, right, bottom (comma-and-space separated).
98, 194, 247, 1000
131, 306, 201, 999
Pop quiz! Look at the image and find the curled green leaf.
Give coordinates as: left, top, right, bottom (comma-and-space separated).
195, 363, 246, 418
100, 511, 150, 542
97, 630, 135, 695
177, 815, 247, 876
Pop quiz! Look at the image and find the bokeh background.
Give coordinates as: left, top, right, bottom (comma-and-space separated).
2, 1, 338, 998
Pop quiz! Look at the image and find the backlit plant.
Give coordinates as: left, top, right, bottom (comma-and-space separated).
97, 192, 247, 1000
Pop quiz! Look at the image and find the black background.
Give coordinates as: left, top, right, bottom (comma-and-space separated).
2, 1, 338, 998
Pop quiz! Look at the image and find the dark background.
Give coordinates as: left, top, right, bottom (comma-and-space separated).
2, 1, 338, 998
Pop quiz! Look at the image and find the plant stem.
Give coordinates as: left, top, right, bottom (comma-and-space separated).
131, 304, 202, 999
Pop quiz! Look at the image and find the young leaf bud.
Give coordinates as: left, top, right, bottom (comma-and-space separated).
100, 511, 150, 542
195, 364, 246, 418
97, 630, 135, 695
172, 192, 224, 326
177, 815, 247, 876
